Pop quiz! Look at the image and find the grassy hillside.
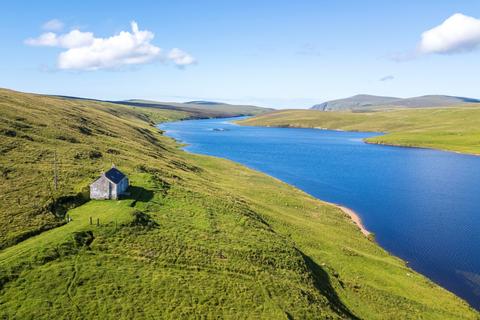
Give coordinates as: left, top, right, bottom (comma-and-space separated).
238, 107, 480, 155
0, 89, 478, 319
116, 99, 273, 118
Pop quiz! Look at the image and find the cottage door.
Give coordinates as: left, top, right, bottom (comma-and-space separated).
108, 182, 112, 199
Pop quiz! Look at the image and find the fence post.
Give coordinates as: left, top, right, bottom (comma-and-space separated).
97, 218, 99, 226
89, 217, 92, 225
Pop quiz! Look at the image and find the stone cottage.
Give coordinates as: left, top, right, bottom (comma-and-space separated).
90, 165, 129, 200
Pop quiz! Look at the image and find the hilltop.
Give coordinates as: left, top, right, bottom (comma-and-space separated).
311, 94, 480, 111
0, 88, 477, 319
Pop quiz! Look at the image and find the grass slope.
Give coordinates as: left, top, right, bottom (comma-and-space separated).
238, 107, 480, 155
0, 89, 478, 319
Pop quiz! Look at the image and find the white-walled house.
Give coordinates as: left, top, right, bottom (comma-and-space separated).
90, 166, 129, 200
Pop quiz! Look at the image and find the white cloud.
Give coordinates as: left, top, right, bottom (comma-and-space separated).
168, 48, 196, 67
43, 19, 64, 31
59, 30, 95, 48
58, 22, 161, 70
25, 30, 94, 48
25, 32, 58, 47
418, 13, 480, 54
25, 21, 195, 71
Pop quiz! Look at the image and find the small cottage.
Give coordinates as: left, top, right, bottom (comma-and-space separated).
90, 165, 129, 200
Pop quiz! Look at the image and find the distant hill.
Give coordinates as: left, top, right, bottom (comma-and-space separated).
311, 94, 480, 111
49, 96, 272, 119
118, 99, 273, 118
185, 100, 226, 105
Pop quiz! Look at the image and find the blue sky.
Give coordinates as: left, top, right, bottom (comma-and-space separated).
1, 0, 480, 108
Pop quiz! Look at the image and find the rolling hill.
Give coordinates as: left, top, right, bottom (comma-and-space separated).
184, 100, 226, 105
0, 88, 478, 319
311, 94, 480, 111
117, 99, 273, 118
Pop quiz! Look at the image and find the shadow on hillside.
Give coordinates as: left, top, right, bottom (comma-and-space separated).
301, 253, 360, 319
121, 186, 154, 205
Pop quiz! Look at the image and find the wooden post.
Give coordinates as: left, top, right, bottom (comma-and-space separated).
89, 217, 92, 225
97, 218, 99, 226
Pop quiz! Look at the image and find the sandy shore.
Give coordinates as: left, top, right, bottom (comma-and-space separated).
336, 205, 371, 237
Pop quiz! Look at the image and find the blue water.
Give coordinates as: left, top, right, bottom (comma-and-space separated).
159, 117, 480, 309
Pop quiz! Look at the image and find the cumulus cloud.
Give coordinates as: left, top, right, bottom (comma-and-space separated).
379, 75, 394, 82
58, 22, 161, 70
43, 19, 64, 31
168, 48, 196, 67
418, 13, 480, 54
25, 21, 195, 71
26, 30, 94, 48
25, 32, 58, 46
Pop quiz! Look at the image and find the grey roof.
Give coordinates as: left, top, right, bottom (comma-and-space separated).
104, 167, 126, 184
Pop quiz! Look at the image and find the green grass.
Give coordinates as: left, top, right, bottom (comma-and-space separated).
237, 107, 480, 155
0, 200, 136, 267
0, 88, 478, 319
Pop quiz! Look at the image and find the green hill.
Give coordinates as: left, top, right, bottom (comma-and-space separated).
311, 94, 480, 111
0, 88, 477, 319
117, 99, 273, 118
238, 107, 480, 155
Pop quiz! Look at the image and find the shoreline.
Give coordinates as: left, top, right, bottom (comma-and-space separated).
336, 204, 371, 237
162, 117, 480, 312
236, 120, 480, 158
363, 140, 480, 157
164, 119, 374, 238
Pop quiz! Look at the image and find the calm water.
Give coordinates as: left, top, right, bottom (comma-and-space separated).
160, 117, 480, 309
